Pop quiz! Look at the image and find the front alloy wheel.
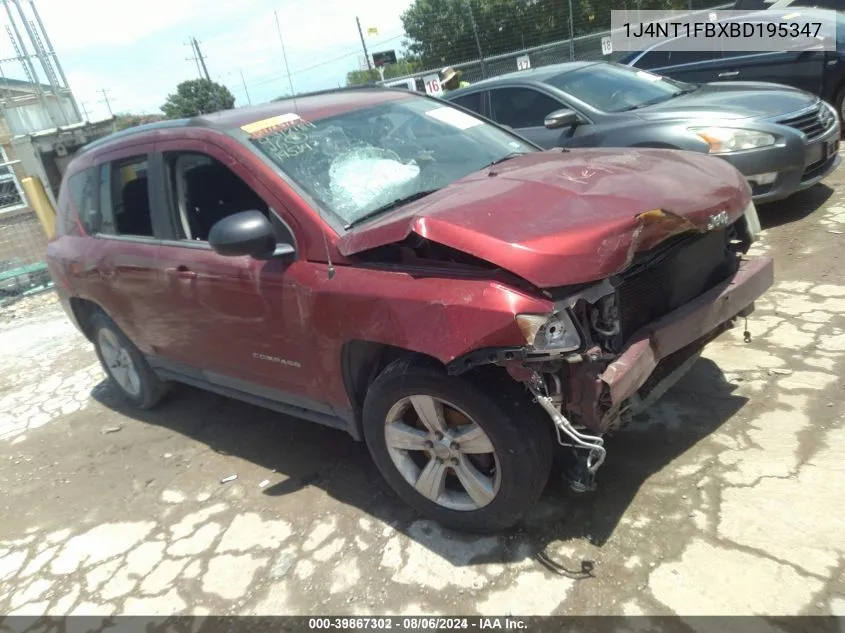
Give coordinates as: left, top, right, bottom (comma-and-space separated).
384, 395, 501, 511
362, 358, 553, 533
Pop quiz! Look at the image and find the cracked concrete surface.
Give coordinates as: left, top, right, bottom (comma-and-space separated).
1, 177, 845, 617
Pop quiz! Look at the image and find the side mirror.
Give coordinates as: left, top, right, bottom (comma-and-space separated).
208, 210, 292, 260
544, 108, 581, 130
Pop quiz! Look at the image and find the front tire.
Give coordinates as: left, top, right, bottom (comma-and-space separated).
90, 311, 169, 409
362, 357, 553, 533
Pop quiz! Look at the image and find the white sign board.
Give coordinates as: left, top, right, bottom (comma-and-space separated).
601, 36, 613, 55
423, 74, 443, 97
516, 55, 531, 70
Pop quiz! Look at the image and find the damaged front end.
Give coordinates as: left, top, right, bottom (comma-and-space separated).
448, 202, 773, 492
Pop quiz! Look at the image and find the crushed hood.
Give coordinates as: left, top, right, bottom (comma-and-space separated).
337, 148, 750, 288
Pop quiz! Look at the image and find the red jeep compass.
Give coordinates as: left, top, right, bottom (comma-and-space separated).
46, 87, 773, 532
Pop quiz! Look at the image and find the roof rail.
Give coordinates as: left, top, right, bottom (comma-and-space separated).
80, 118, 193, 152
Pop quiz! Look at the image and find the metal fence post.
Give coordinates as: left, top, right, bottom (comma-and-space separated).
567, 0, 575, 60
464, 0, 488, 78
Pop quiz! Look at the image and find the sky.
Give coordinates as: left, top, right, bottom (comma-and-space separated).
0, 0, 415, 120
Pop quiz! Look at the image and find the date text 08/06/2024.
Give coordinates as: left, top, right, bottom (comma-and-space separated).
307, 617, 529, 630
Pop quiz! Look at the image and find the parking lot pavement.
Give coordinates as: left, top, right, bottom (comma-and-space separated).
1, 182, 844, 619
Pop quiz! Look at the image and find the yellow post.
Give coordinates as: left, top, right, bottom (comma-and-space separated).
21, 176, 57, 239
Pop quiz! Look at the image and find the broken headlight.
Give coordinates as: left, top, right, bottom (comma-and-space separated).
516, 311, 581, 352
742, 200, 762, 244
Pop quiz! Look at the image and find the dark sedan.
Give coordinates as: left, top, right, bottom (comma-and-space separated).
444, 61, 840, 203
621, 9, 845, 122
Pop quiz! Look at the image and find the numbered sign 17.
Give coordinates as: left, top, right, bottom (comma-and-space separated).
516, 55, 531, 71
601, 36, 612, 56
423, 74, 443, 97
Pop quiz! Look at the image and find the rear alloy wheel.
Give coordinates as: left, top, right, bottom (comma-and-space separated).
90, 311, 169, 409
362, 358, 552, 533
98, 328, 142, 397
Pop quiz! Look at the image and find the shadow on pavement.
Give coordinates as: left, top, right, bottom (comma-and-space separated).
91, 356, 745, 572
757, 184, 834, 230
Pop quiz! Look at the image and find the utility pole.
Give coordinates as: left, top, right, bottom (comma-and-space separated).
98, 88, 113, 117
79, 100, 90, 121
192, 37, 210, 81
239, 69, 251, 105
356, 17, 372, 71
185, 38, 202, 79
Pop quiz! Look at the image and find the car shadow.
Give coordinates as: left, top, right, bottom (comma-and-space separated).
91, 355, 745, 574
757, 184, 834, 230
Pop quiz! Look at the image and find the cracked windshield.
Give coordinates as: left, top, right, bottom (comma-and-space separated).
0, 0, 843, 626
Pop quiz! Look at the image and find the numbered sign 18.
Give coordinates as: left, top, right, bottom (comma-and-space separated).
516, 55, 531, 71
423, 74, 443, 97
601, 36, 612, 56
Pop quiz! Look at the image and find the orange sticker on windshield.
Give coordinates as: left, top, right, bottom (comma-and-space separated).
241, 113, 303, 139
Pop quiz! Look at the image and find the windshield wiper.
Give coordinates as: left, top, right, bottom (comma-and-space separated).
483, 151, 528, 170
621, 85, 701, 111
344, 189, 439, 229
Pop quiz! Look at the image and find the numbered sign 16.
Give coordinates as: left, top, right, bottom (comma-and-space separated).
423, 74, 443, 97
516, 55, 531, 71
601, 36, 612, 56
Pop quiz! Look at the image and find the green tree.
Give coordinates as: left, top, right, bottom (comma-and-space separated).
160, 79, 235, 119
345, 59, 424, 86
114, 112, 165, 131
400, 0, 701, 69
346, 69, 380, 86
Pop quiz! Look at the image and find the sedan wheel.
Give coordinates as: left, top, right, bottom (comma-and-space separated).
384, 395, 501, 511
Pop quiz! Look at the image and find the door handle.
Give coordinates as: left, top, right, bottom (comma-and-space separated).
165, 266, 197, 280
718, 71, 739, 78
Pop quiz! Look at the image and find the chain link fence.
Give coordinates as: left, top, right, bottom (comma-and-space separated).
0, 144, 51, 309
374, 0, 732, 90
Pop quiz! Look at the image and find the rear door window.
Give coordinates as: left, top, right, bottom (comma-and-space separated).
107, 156, 154, 237
450, 91, 484, 116
66, 168, 99, 235
488, 87, 563, 128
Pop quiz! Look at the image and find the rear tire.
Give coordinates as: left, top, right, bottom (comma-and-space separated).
362, 357, 553, 533
90, 311, 169, 409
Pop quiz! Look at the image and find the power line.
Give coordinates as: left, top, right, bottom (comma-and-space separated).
240, 33, 405, 92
